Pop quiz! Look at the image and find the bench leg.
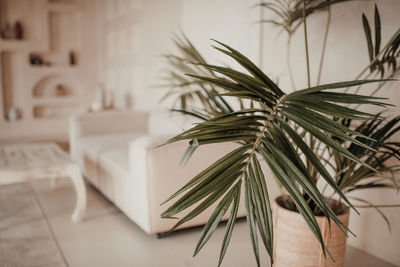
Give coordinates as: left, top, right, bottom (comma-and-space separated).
67, 166, 87, 223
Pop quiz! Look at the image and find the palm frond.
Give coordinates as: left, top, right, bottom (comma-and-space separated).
160, 33, 235, 117
334, 115, 400, 191
161, 40, 391, 265
260, 0, 354, 35
362, 5, 400, 78
348, 196, 397, 232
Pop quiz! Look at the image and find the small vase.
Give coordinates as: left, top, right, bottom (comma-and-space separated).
273, 196, 349, 267
6, 107, 19, 121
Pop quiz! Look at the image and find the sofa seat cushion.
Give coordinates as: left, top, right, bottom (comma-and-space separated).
79, 133, 143, 169
78, 133, 139, 190
78, 133, 144, 209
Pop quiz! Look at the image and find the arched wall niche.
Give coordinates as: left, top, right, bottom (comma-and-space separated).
32, 74, 80, 98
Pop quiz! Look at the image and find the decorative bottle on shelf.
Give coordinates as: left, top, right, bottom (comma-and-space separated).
56, 84, 67, 96
30, 54, 44, 65
14, 21, 23, 40
69, 51, 77, 65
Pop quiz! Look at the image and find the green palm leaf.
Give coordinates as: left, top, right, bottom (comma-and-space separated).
244, 174, 261, 267
194, 181, 241, 256
362, 13, 374, 63
218, 183, 241, 267
161, 40, 391, 266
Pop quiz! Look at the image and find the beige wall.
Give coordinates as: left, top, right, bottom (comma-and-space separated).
180, 0, 260, 70
260, 1, 400, 265
94, 0, 260, 112
93, 0, 260, 131
94, 0, 182, 111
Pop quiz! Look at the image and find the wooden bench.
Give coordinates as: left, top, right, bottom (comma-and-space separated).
0, 142, 86, 222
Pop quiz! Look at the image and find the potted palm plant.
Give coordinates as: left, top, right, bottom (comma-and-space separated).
159, 2, 400, 267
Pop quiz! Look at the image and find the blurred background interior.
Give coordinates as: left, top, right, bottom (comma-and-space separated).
0, 0, 399, 266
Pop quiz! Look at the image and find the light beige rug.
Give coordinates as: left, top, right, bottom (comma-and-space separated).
0, 183, 66, 267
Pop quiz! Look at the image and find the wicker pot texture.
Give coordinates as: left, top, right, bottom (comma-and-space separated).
273, 196, 350, 267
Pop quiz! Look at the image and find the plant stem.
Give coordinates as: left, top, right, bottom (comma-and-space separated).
287, 35, 296, 91
259, 0, 265, 70
353, 66, 400, 109
321, 182, 330, 196
352, 71, 373, 95
303, 0, 311, 88
302, 0, 315, 178
317, 6, 331, 86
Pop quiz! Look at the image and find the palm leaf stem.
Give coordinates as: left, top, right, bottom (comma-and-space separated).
287, 36, 297, 91
302, 0, 311, 88
348, 196, 392, 232
301, 0, 317, 178
194, 96, 288, 246
237, 95, 288, 184
353, 66, 400, 109
344, 71, 373, 104
320, 181, 330, 196
318, 142, 353, 179
167, 95, 288, 261
345, 27, 400, 92
316, 4, 331, 86
319, 156, 336, 170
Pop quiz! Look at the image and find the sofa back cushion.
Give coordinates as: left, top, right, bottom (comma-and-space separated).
74, 110, 148, 137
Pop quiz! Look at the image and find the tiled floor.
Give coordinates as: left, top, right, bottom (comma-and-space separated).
1, 178, 398, 267
0, 183, 65, 267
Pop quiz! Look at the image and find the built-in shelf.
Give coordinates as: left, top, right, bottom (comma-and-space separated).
0, 39, 35, 52
33, 104, 78, 119
29, 65, 78, 73
32, 96, 77, 105
49, 2, 79, 13
0, 0, 83, 140
0, 119, 71, 140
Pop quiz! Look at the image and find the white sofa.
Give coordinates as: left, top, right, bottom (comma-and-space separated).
69, 110, 245, 234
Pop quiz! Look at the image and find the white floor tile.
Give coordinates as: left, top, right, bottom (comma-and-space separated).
1, 178, 395, 267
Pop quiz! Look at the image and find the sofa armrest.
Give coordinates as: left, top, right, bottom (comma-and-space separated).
129, 135, 242, 233
128, 134, 171, 177
69, 110, 148, 161
127, 134, 172, 232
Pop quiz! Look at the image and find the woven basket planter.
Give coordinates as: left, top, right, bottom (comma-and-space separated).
273, 196, 350, 267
